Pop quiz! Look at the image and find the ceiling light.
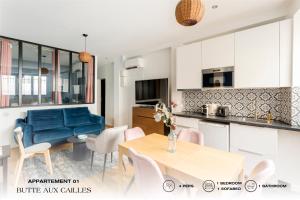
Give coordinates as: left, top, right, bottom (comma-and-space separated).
175, 0, 205, 26
79, 34, 92, 63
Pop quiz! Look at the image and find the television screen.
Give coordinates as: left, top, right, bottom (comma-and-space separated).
135, 78, 168, 105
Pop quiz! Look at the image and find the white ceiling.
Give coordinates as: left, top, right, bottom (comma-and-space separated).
0, 0, 295, 64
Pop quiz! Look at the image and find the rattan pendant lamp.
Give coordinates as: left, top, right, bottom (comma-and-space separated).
175, 0, 205, 26
79, 33, 92, 63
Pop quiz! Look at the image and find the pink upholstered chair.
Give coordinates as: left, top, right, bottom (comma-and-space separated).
123, 127, 145, 193
128, 148, 169, 197
247, 160, 276, 184
124, 127, 145, 141
177, 128, 204, 145
241, 160, 275, 195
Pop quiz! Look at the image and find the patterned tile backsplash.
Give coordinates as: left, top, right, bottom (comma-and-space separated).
291, 87, 300, 126
183, 88, 293, 124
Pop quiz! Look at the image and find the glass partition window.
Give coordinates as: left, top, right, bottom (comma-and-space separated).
72, 53, 86, 104
41, 47, 55, 104
0, 38, 19, 107
21, 43, 39, 106
58, 50, 70, 104
0, 36, 94, 108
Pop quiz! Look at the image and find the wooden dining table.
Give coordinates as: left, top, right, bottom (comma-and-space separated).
118, 134, 244, 185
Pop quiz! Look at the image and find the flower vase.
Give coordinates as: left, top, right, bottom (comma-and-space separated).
168, 130, 177, 153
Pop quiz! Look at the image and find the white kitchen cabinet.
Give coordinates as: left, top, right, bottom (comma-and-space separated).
279, 19, 292, 87
202, 34, 235, 69
230, 123, 278, 182
277, 130, 300, 190
235, 22, 280, 88
176, 42, 202, 89
175, 116, 199, 135
198, 121, 230, 151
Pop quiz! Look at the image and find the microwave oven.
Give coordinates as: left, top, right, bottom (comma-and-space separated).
202, 66, 234, 88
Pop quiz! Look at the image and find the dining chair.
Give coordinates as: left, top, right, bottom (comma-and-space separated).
14, 127, 53, 186
124, 127, 145, 169
86, 125, 128, 182
247, 160, 276, 184
240, 160, 276, 196
177, 128, 204, 145
124, 127, 145, 141
128, 147, 169, 197
123, 127, 145, 193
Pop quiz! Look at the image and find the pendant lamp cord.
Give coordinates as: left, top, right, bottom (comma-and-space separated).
83, 33, 88, 52
85, 36, 87, 52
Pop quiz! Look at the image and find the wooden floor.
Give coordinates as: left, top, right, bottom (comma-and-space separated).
3, 143, 136, 198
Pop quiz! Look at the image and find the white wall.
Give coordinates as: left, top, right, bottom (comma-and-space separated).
0, 57, 98, 146
98, 62, 114, 126
113, 56, 123, 126
289, 0, 300, 15
115, 48, 171, 127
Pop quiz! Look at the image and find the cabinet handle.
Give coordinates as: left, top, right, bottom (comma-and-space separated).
199, 121, 227, 128
238, 148, 263, 156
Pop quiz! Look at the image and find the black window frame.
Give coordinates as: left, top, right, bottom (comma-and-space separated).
0, 35, 95, 109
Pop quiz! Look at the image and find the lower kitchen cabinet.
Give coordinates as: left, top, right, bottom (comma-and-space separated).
174, 116, 298, 186
199, 121, 230, 151
230, 123, 278, 182
175, 116, 199, 135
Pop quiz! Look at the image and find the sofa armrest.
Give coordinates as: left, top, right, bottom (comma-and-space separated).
90, 114, 105, 124
90, 114, 105, 133
16, 118, 33, 148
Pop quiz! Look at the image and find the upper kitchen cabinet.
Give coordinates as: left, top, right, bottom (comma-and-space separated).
235, 22, 280, 88
202, 34, 235, 69
176, 42, 202, 90
279, 19, 292, 87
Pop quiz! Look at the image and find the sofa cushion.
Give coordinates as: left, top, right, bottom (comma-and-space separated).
73, 123, 103, 135
63, 107, 93, 127
27, 109, 64, 131
33, 127, 73, 144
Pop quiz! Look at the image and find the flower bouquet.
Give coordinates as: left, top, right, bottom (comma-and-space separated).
154, 101, 177, 153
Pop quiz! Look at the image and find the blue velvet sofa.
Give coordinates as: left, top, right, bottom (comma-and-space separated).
16, 107, 105, 148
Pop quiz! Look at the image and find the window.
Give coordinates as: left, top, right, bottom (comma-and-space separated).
41, 47, 55, 104
0, 38, 19, 107
58, 50, 70, 104
22, 43, 39, 105
72, 53, 86, 104
0, 36, 95, 108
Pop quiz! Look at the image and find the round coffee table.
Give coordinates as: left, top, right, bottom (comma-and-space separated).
67, 135, 96, 161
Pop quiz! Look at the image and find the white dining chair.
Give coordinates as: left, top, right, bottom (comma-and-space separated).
14, 127, 53, 186
123, 127, 145, 193
177, 128, 204, 145
247, 160, 276, 184
124, 127, 145, 141
128, 147, 169, 197
86, 125, 128, 181
123, 127, 145, 170
240, 160, 276, 196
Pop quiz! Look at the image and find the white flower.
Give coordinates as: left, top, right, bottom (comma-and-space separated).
155, 104, 159, 112
154, 113, 162, 122
162, 106, 168, 114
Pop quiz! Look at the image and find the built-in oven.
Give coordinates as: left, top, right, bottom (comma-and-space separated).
202, 66, 234, 88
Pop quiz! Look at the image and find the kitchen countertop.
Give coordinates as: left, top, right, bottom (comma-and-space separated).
174, 112, 300, 132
